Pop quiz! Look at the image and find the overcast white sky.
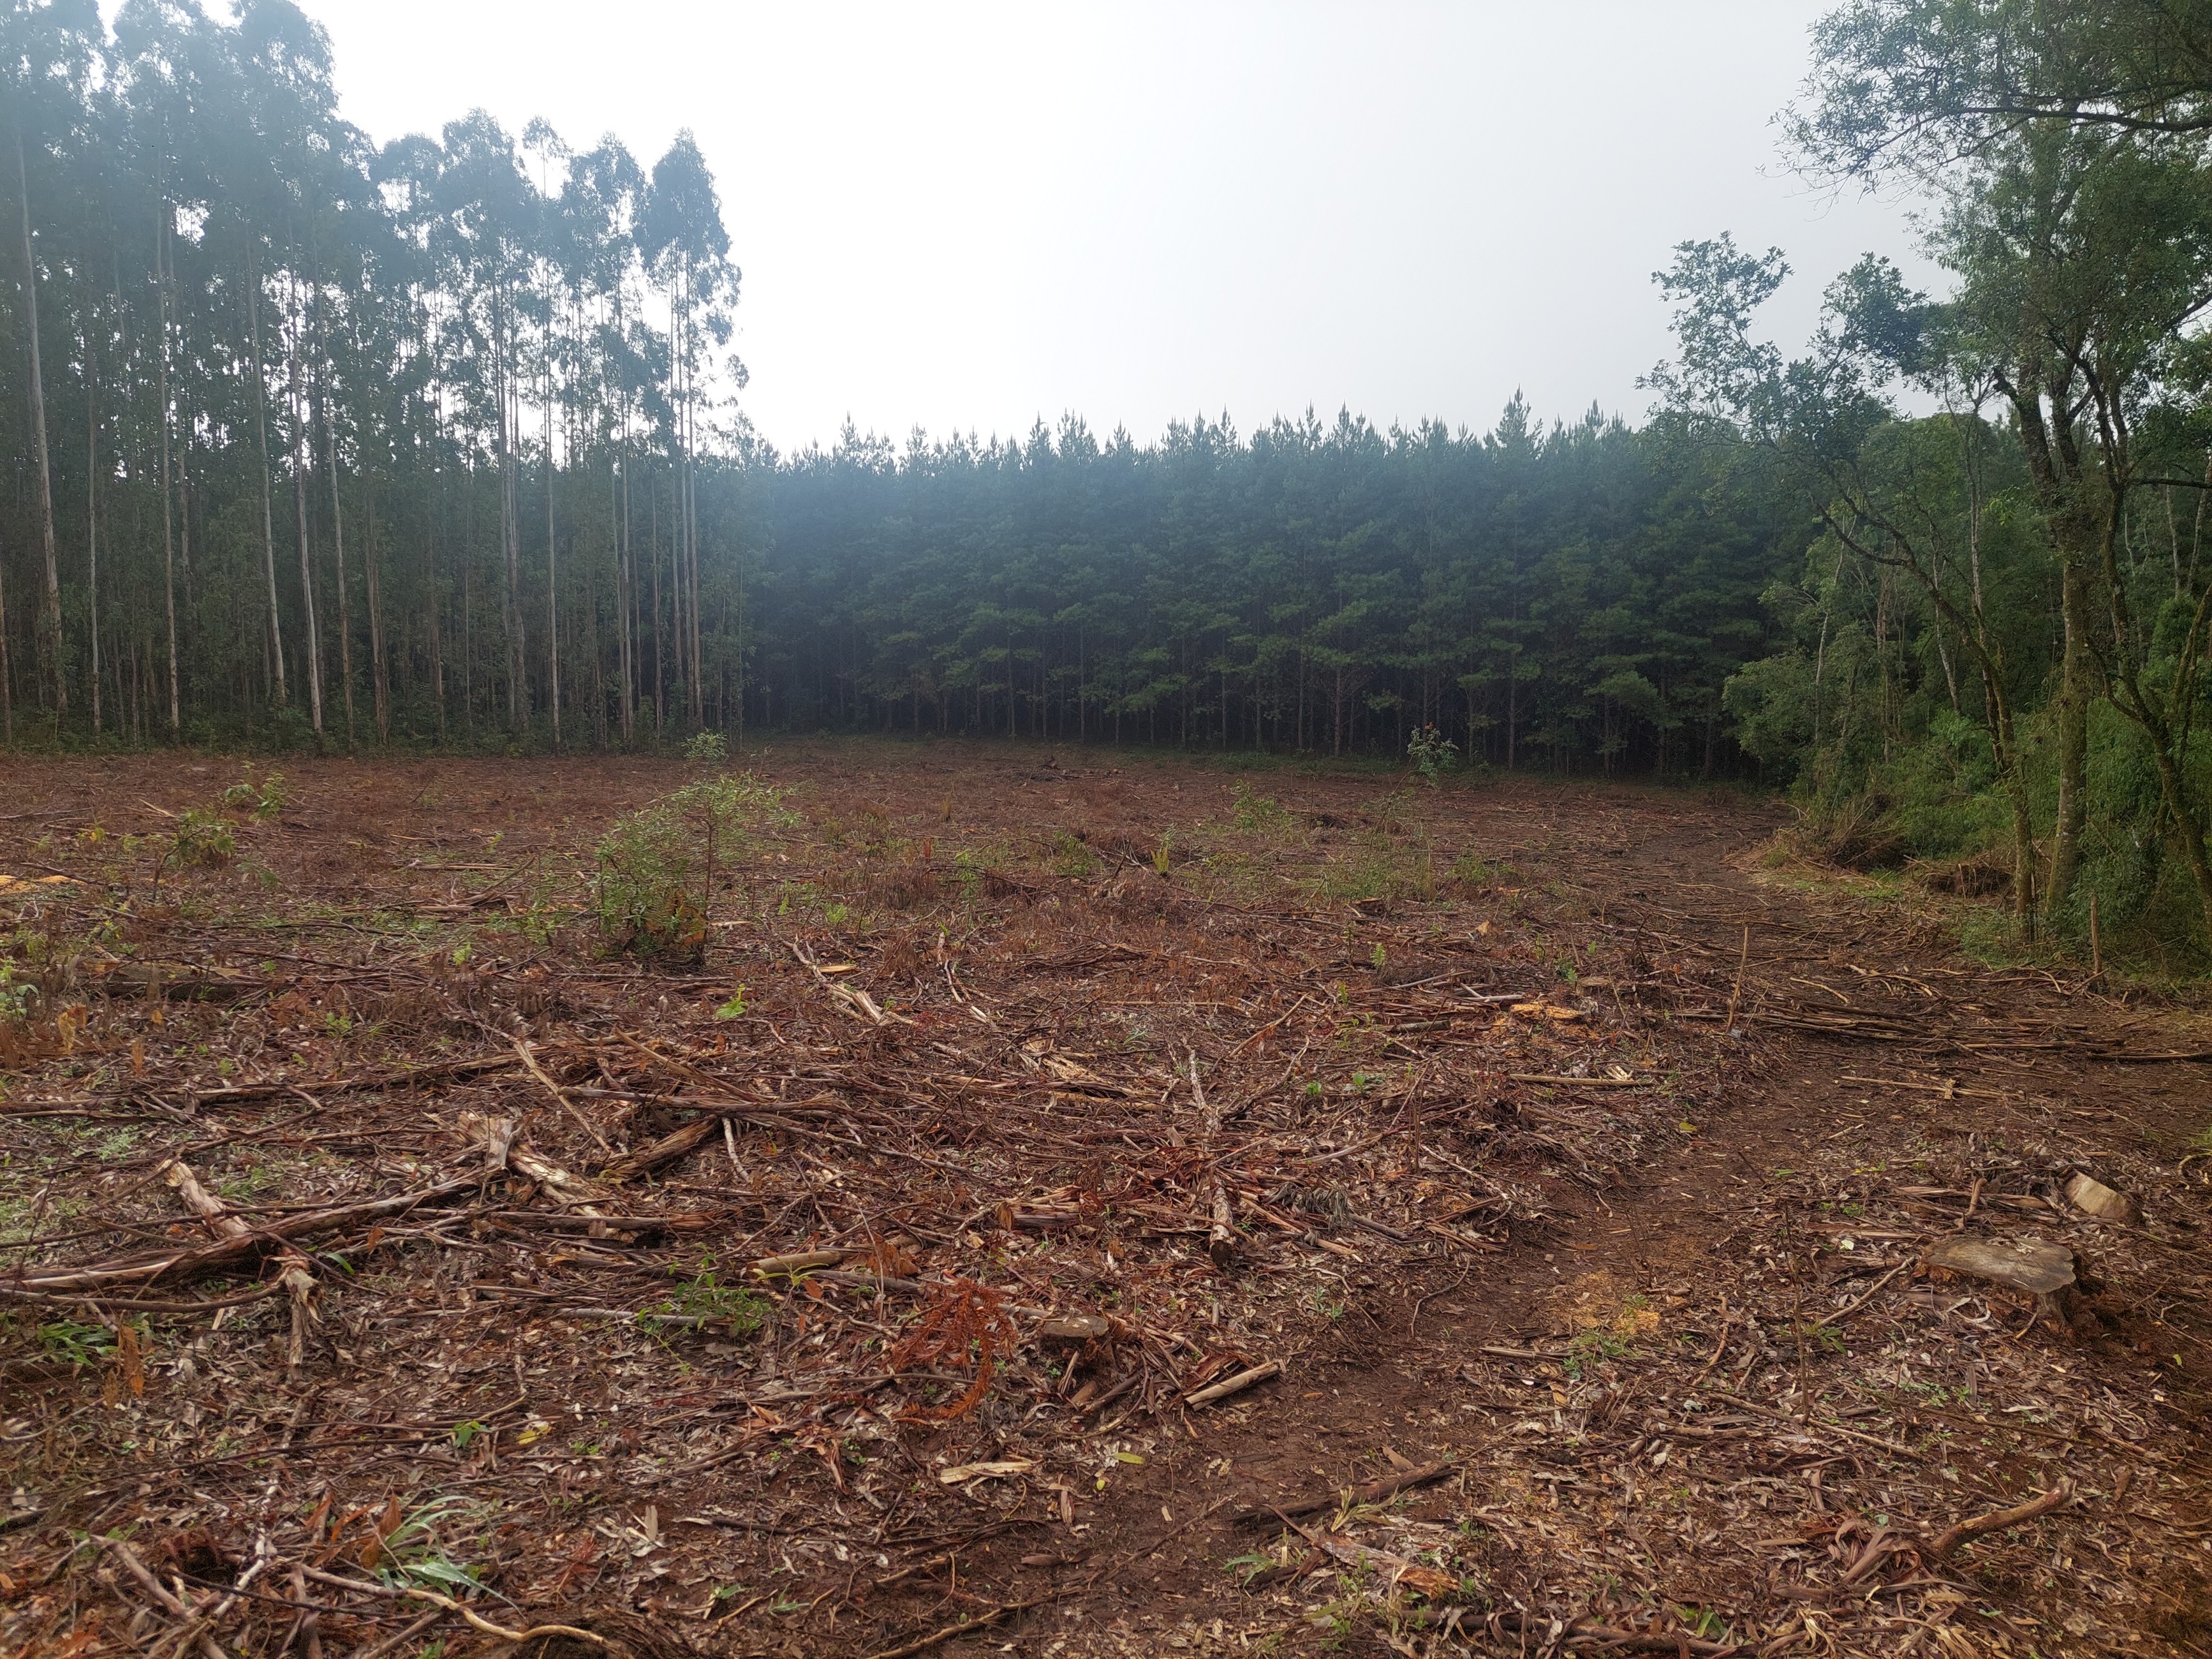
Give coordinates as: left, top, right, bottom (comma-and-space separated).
283, 0, 1932, 455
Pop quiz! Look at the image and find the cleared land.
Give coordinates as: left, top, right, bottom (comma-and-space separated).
0, 744, 2208, 1659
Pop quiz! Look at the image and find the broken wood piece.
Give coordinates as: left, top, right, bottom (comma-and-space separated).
1035, 1313, 1112, 1343
1184, 1359, 1280, 1406
1927, 1478, 2074, 1561
1921, 1237, 2076, 1297
1505, 1073, 1646, 1088
513, 1038, 610, 1153
1923, 1235, 2083, 1336
1209, 1183, 1237, 1269
753, 1248, 848, 1276
600, 1112, 724, 1182
936, 1458, 1036, 1484
161, 1160, 251, 1242
462, 1111, 608, 1216
474, 1116, 517, 1179
281, 1263, 318, 1374
506, 1149, 605, 1216
2064, 1171, 2138, 1225
1269, 1513, 1456, 1598
14, 1178, 476, 1294
1232, 1456, 1454, 1525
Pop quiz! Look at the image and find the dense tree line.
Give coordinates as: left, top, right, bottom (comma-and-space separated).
0, 2, 1820, 776
10, 0, 2212, 959
749, 406, 1801, 772
1, 0, 737, 753
1709, 0, 2212, 957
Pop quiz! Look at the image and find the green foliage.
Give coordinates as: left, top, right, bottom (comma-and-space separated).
590, 775, 792, 961
371, 1494, 494, 1593
1316, 831, 1434, 903
219, 772, 287, 821
35, 1316, 115, 1367
1050, 831, 1099, 878
167, 808, 236, 869
1232, 783, 1296, 834
1563, 1324, 1629, 1380
648, 1257, 771, 1338
0, 962, 34, 1028
683, 731, 728, 764
1406, 722, 1459, 782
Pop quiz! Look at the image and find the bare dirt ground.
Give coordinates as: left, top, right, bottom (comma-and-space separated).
1, 741, 2208, 1659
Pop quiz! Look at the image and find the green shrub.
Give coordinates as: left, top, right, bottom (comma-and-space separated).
591, 775, 792, 960
219, 769, 286, 820
1406, 722, 1459, 783
683, 730, 728, 764
1231, 783, 1295, 834
0, 961, 34, 1026
168, 807, 236, 868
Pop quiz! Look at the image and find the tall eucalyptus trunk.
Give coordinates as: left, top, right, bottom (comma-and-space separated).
288, 274, 323, 735
247, 251, 287, 704
13, 119, 64, 716
84, 283, 100, 733
156, 203, 179, 733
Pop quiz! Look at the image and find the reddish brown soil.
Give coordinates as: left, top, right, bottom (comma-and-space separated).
0, 742, 2206, 1659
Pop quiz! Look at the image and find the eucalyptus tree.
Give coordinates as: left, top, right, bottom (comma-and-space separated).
563, 135, 649, 743
4, 0, 101, 716
642, 130, 737, 730
434, 109, 538, 732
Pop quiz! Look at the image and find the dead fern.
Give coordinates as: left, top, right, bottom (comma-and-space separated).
890, 1276, 1016, 1422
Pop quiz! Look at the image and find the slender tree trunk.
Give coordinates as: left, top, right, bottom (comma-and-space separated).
650, 466, 665, 738
545, 369, 559, 751
365, 473, 387, 742
0, 533, 13, 743
288, 279, 323, 735
328, 396, 353, 747
156, 206, 180, 734
615, 450, 633, 744
248, 256, 287, 704
426, 466, 445, 739
13, 121, 64, 717
2047, 559, 2090, 919
84, 297, 100, 734
496, 290, 526, 733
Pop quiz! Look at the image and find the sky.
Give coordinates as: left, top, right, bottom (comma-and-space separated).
279, 0, 1933, 455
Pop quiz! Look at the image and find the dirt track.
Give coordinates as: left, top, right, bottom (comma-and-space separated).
0, 744, 2206, 1659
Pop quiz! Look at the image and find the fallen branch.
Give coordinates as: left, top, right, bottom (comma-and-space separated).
1232, 1457, 1454, 1526
1404, 1608, 1745, 1655
595, 1098, 849, 1181
462, 1111, 607, 1214
1504, 1074, 1649, 1088
860, 1595, 1054, 1659
165, 1156, 319, 1371
513, 1039, 609, 1153
98, 1537, 230, 1659
1927, 1479, 2074, 1561
1810, 1260, 1912, 1331
1267, 1508, 1455, 1598
161, 1160, 252, 1241
296, 1565, 607, 1649
9, 1179, 476, 1293
1184, 1359, 1279, 1406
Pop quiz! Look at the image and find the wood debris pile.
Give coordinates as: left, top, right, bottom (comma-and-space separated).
0, 750, 2203, 1657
